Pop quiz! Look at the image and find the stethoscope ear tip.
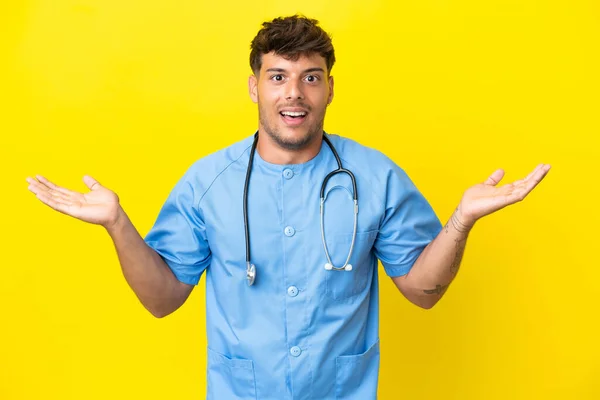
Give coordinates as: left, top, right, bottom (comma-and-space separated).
324, 263, 353, 271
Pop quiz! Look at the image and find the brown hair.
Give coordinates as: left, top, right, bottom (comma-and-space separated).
249, 15, 336, 75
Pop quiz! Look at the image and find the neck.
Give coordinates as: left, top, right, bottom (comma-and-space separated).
256, 129, 323, 165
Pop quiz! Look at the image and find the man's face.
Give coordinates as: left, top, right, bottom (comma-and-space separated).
248, 52, 334, 151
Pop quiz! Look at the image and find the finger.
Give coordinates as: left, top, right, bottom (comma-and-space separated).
83, 175, 102, 191
506, 164, 551, 201
497, 163, 550, 190
509, 164, 543, 187
27, 179, 73, 202
524, 163, 551, 192
484, 169, 505, 186
35, 191, 74, 215
34, 175, 60, 190
34, 175, 79, 196
525, 164, 545, 181
43, 193, 74, 207
27, 178, 52, 195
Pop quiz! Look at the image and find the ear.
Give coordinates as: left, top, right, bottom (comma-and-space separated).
327, 75, 334, 105
248, 75, 258, 103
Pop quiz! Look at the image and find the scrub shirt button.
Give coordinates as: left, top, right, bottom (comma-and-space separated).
283, 168, 294, 179
287, 286, 299, 297
290, 346, 302, 357
284, 226, 295, 237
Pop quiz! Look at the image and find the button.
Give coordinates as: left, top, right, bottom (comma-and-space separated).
283, 169, 294, 179
287, 286, 299, 297
284, 226, 295, 237
290, 346, 302, 357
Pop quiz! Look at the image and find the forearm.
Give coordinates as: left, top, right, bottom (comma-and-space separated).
393, 207, 472, 309
105, 207, 192, 317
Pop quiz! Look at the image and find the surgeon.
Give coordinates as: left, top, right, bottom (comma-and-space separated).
26, 15, 550, 400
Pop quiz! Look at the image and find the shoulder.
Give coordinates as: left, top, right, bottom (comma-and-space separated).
188, 135, 254, 177
176, 135, 254, 202
325, 133, 422, 209
326, 133, 406, 180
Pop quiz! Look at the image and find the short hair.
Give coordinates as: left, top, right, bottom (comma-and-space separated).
249, 15, 336, 75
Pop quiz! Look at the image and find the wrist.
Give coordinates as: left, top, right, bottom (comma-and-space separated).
452, 206, 475, 233
104, 206, 128, 236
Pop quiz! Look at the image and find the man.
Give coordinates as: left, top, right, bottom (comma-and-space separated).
26, 15, 550, 400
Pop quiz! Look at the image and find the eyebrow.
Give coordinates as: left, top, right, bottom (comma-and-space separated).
265, 67, 325, 74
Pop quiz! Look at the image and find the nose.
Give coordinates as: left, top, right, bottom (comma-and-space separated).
285, 78, 304, 101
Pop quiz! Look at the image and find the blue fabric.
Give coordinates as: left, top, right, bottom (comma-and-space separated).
144, 133, 442, 399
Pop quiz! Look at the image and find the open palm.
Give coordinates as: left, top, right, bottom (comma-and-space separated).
26, 175, 120, 227
459, 163, 551, 225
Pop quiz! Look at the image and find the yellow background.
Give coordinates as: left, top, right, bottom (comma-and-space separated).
1, 0, 598, 399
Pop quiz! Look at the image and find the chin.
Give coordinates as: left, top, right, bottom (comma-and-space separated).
273, 129, 315, 150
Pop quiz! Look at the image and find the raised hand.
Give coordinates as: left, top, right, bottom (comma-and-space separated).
26, 175, 121, 229
456, 163, 551, 227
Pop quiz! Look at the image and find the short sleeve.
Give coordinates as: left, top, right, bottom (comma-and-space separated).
374, 164, 442, 277
144, 170, 211, 285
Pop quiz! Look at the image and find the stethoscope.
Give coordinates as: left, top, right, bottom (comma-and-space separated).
244, 132, 358, 286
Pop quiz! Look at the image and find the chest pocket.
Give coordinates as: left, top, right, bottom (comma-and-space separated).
320, 181, 378, 300
324, 229, 378, 300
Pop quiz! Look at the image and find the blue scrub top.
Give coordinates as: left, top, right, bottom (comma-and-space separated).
144, 133, 442, 400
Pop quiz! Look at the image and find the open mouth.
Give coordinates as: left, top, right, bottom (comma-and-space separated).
280, 110, 307, 126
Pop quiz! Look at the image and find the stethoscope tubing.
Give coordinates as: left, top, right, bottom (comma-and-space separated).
244, 132, 358, 285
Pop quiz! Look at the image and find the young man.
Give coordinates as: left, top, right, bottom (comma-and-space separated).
26, 15, 550, 400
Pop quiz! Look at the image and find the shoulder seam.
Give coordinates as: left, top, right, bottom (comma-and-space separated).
338, 151, 387, 211
197, 143, 253, 207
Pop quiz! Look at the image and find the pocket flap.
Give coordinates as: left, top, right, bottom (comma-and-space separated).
336, 338, 380, 366
335, 339, 381, 399
207, 347, 254, 370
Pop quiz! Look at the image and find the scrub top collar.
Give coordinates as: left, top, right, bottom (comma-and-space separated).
251, 131, 331, 176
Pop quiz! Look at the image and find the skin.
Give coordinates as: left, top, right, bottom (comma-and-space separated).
248, 51, 333, 165
393, 164, 550, 309
25, 51, 551, 315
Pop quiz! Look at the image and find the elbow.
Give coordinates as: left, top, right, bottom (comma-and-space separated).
140, 289, 189, 318
415, 299, 439, 310
145, 304, 176, 318
407, 290, 442, 309
393, 277, 441, 310
150, 310, 169, 318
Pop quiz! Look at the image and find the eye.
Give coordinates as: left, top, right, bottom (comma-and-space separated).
271, 74, 284, 82
305, 75, 319, 83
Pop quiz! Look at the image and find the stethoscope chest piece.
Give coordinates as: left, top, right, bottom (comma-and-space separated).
246, 263, 256, 286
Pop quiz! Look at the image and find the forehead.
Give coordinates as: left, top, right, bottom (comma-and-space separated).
260, 52, 328, 74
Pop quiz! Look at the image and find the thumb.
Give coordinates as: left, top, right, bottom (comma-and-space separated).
83, 175, 102, 191
483, 169, 505, 186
